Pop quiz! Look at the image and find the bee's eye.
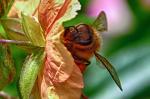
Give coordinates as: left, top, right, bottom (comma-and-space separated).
74, 24, 93, 45
64, 26, 78, 41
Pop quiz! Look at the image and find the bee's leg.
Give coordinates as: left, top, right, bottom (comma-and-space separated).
73, 55, 91, 65
81, 94, 88, 99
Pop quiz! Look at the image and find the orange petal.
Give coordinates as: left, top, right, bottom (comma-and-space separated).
51, 65, 84, 99
38, 62, 83, 99
10, 0, 40, 18
38, 0, 81, 35
45, 40, 74, 83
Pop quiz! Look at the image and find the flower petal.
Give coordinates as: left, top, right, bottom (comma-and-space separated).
38, 0, 81, 34
49, 65, 83, 99
38, 61, 83, 99
45, 37, 74, 83
13, 0, 40, 17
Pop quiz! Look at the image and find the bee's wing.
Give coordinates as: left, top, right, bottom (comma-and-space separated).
94, 52, 123, 91
92, 11, 107, 32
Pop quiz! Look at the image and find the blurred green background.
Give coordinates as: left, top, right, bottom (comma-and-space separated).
1, 0, 150, 99
66, 0, 150, 99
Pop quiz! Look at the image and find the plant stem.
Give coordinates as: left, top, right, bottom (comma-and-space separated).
0, 39, 31, 46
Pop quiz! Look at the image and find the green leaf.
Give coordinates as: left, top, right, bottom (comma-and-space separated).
0, 0, 14, 17
1, 18, 28, 41
19, 48, 45, 99
1, 18, 38, 52
0, 24, 6, 38
0, 44, 15, 90
22, 13, 45, 47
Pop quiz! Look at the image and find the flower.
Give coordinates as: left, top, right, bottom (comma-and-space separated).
18, 0, 84, 99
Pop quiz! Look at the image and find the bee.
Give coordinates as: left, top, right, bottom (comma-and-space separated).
62, 11, 122, 91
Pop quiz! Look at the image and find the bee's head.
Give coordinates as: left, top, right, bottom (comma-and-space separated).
64, 24, 93, 45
